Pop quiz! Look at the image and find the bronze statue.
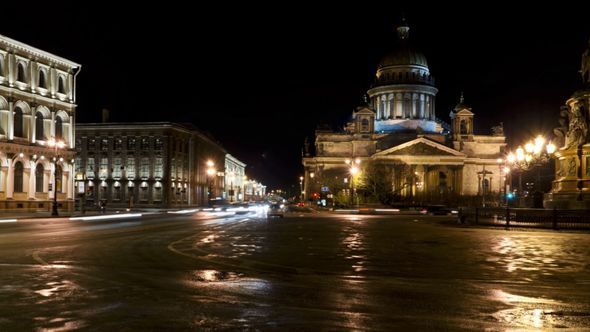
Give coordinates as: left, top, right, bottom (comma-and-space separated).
554, 106, 570, 147
565, 102, 588, 148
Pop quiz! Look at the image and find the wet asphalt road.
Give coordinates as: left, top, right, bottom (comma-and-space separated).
1, 211, 590, 331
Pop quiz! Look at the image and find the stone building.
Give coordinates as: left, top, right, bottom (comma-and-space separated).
224, 154, 246, 202
75, 122, 226, 208
0, 34, 80, 211
302, 21, 506, 205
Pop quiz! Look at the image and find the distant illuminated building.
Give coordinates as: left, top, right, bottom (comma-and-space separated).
0, 34, 80, 211
302, 20, 506, 203
75, 122, 226, 208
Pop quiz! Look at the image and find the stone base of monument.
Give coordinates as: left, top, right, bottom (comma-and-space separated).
544, 191, 590, 209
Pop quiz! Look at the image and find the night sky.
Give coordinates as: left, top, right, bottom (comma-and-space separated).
4, 3, 590, 190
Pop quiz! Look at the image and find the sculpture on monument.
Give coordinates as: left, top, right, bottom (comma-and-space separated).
564, 101, 588, 149
545, 39, 590, 209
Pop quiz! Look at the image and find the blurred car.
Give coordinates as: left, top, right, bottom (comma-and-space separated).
268, 203, 285, 218
426, 205, 457, 216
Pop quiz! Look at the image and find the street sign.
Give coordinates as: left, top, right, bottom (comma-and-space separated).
321, 186, 329, 192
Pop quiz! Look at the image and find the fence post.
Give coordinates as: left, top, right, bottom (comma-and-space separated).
475, 207, 479, 225
505, 207, 510, 229
552, 208, 558, 230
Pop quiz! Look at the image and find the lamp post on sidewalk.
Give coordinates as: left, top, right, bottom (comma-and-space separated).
47, 137, 65, 216
346, 158, 361, 207
299, 176, 304, 201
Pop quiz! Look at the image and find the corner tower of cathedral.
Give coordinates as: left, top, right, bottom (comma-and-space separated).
367, 19, 440, 133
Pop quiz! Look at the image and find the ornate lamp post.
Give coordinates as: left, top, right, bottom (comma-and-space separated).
505, 135, 556, 207
47, 137, 65, 216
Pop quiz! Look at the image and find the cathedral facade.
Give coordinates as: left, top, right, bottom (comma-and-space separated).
302, 22, 506, 205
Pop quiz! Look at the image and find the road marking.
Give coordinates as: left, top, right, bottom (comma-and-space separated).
32, 250, 48, 265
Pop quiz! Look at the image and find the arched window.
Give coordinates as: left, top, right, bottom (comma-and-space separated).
55, 116, 63, 140
14, 161, 23, 192
361, 118, 369, 132
55, 165, 63, 193
58, 76, 65, 94
38, 70, 47, 88
13, 107, 23, 137
35, 111, 44, 140
17, 63, 26, 82
35, 164, 44, 192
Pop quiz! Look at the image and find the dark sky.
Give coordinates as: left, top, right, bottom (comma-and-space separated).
4, 3, 590, 190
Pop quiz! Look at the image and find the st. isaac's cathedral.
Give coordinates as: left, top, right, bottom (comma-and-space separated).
302, 21, 506, 204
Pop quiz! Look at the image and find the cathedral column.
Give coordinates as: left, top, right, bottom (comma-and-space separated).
419, 94, 425, 119
395, 93, 404, 118
385, 94, 393, 119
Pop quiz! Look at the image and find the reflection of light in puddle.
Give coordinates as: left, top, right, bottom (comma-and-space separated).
35, 280, 77, 297
488, 236, 583, 275
194, 270, 241, 282
200, 235, 216, 243
190, 270, 271, 293
491, 289, 564, 328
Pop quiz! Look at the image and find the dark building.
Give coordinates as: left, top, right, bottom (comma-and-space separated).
75, 122, 226, 209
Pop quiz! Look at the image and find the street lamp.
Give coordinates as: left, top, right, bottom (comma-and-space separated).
299, 176, 304, 201
47, 137, 65, 216
504, 135, 556, 207
346, 158, 361, 206
206, 160, 216, 205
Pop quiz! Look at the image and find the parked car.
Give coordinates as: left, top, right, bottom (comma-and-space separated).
268, 203, 285, 218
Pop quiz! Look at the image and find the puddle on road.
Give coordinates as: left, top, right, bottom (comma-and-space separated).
193, 270, 242, 282
490, 289, 590, 329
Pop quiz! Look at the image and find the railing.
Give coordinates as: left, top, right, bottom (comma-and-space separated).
459, 207, 590, 230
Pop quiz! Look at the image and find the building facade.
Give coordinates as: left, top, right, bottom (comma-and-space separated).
224, 154, 246, 202
302, 22, 506, 205
75, 122, 226, 208
0, 34, 80, 211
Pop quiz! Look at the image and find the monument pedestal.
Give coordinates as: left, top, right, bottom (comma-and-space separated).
544, 88, 590, 209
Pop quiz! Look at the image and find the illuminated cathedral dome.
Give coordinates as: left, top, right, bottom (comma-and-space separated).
367, 19, 439, 133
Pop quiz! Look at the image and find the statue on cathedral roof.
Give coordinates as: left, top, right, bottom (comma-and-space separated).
491, 122, 504, 136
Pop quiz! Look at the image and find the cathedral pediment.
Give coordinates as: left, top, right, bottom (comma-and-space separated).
374, 137, 465, 157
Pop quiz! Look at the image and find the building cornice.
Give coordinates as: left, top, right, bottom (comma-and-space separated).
0, 34, 80, 69
367, 84, 438, 96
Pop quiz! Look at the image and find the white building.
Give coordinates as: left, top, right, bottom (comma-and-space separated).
0, 34, 80, 211
302, 21, 506, 205
224, 154, 246, 202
